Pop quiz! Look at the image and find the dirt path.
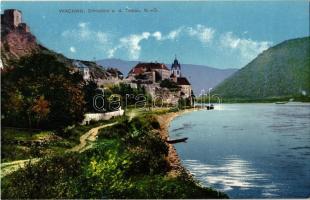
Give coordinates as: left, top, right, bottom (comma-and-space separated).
67, 122, 117, 152
1, 122, 117, 178
127, 109, 138, 121
1, 158, 40, 178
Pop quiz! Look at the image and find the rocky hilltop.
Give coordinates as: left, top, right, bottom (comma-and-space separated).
0, 9, 122, 82
1, 9, 41, 67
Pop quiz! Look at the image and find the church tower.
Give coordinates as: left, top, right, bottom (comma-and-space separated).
171, 56, 181, 78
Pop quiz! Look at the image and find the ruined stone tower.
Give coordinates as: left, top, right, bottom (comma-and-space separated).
1, 9, 22, 28
1, 9, 37, 67
1, 9, 30, 34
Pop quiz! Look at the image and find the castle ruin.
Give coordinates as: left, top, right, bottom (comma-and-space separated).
1, 9, 29, 32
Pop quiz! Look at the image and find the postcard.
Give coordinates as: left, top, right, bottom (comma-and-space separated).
1, 0, 309, 199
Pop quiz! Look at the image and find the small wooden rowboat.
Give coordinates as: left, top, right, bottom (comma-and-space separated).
206, 105, 214, 110
275, 101, 288, 104
166, 137, 188, 144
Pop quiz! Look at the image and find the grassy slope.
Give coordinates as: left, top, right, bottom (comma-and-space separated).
213, 37, 310, 100
1, 129, 70, 162
1, 111, 228, 199
1, 119, 117, 162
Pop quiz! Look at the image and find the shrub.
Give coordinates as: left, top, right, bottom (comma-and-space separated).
160, 79, 181, 91
1, 153, 83, 199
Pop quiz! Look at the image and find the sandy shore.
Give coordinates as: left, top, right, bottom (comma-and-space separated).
156, 107, 204, 177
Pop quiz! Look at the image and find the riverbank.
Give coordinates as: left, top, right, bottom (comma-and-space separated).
156, 107, 203, 177
2, 107, 228, 198
196, 96, 310, 103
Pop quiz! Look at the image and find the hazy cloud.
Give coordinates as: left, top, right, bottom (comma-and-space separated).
119, 32, 151, 59
69, 46, 76, 53
63, 23, 271, 65
165, 27, 184, 40
150, 25, 216, 43
62, 22, 109, 45
152, 31, 162, 40
107, 25, 215, 59
220, 32, 272, 62
187, 24, 215, 44
78, 22, 87, 28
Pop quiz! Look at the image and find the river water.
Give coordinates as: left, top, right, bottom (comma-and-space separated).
169, 103, 310, 198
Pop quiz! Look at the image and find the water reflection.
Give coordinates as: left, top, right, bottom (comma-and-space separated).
171, 122, 193, 132
170, 103, 310, 198
183, 156, 280, 197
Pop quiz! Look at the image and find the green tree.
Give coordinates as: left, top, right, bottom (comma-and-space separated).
1, 53, 85, 131
110, 83, 147, 106
83, 80, 102, 112
32, 96, 50, 128
160, 79, 180, 91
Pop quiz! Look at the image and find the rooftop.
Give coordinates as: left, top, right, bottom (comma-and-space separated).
129, 62, 169, 74
177, 77, 191, 85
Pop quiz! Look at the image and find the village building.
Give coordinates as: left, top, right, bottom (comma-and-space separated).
73, 60, 124, 87
126, 57, 193, 104
170, 57, 192, 98
127, 62, 170, 83
73, 60, 91, 80
176, 77, 192, 98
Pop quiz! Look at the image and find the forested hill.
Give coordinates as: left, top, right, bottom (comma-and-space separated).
213, 37, 310, 100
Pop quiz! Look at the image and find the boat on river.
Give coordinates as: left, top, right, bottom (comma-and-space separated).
166, 137, 188, 144
275, 101, 288, 104
206, 104, 214, 110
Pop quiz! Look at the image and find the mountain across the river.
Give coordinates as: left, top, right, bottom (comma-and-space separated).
97, 58, 238, 95
213, 37, 310, 100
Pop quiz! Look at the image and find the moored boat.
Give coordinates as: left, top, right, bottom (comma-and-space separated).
166, 137, 188, 144
206, 104, 214, 110
275, 101, 288, 104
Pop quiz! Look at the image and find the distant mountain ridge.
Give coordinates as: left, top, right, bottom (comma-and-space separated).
212, 37, 310, 100
97, 58, 237, 95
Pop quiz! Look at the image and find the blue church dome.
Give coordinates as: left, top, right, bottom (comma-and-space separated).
171, 56, 181, 70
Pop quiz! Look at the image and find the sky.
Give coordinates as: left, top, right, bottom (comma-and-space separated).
1, 1, 309, 69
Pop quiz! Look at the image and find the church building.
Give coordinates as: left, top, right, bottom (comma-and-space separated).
170, 57, 192, 99
125, 56, 193, 104
171, 56, 182, 78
